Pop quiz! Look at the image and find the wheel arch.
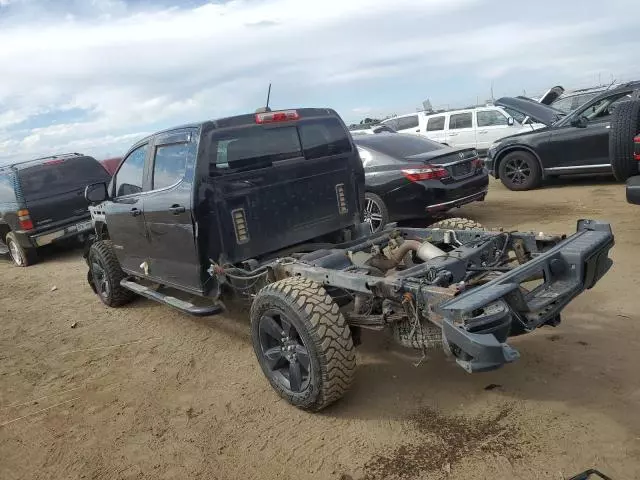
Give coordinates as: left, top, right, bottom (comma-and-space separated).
94, 221, 110, 240
0, 223, 11, 243
494, 145, 545, 179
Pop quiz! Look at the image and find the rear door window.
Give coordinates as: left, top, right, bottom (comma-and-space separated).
18, 157, 111, 201
449, 112, 473, 129
381, 118, 399, 130
0, 172, 16, 203
152, 142, 189, 190
396, 115, 419, 130
114, 145, 147, 197
426, 116, 445, 131
210, 117, 352, 173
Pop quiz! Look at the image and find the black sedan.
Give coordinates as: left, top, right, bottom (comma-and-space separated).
353, 133, 488, 232
486, 82, 640, 190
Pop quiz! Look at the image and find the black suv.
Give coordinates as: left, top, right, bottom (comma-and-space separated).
0, 153, 111, 266
83, 108, 613, 412
487, 81, 640, 190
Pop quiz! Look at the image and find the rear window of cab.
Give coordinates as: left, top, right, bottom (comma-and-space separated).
210, 117, 352, 173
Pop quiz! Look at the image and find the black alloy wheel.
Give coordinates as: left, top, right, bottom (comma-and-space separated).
90, 255, 111, 302
87, 240, 135, 307
499, 151, 541, 191
258, 311, 311, 393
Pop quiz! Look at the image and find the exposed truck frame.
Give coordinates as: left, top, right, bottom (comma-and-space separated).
83, 108, 614, 411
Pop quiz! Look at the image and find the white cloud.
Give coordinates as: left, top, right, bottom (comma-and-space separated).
0, 0, 639, 162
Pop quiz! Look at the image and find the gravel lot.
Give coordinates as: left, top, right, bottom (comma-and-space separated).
1, 176, 639, 480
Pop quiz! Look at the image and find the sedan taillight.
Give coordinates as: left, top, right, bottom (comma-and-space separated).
634, 134, 640, 161
402, 165, 449, 182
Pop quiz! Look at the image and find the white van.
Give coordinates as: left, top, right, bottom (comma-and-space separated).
380, 106, 543, 154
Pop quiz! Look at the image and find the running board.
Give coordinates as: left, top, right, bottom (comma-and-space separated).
120, 279, 224, 316
0, 242, 8, 255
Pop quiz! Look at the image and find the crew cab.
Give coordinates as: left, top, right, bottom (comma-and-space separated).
0, 153, 111, 266
83, 108, 613, 412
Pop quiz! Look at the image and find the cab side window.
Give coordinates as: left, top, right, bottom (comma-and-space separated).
152, 143, 189, 190
114, 144, 147, 197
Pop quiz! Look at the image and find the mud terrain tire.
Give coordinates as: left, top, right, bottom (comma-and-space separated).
250, 277, 356, 411
88, 240, 136, 307
429, 217, 485, 230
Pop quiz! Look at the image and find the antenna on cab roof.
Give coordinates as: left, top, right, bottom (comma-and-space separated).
255, 83, 272, 114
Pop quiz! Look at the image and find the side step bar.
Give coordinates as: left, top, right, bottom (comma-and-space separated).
0, 241, 8, 255
120, 279, 224, 317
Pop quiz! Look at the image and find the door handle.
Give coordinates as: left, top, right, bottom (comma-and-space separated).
130, 208, 142, 217
415, 129, 420, 132
169, 205, 186, 214
449, 132, 458, 136
478, 130, 488, 134
605, 125, 611, 129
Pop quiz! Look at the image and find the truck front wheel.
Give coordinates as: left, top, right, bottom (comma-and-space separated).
250, 277, 356, 411
88, 240, 135, 307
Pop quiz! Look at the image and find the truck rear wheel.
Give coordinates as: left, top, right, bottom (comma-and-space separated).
88, 240, 135, 307
6, 232, 37, 267
250, 277, 356, 411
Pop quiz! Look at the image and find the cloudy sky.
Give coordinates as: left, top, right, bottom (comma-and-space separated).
1, 0, 639, 163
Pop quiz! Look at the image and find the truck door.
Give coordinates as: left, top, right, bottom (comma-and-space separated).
106, 143, 150, 274
142, 129, 202, 292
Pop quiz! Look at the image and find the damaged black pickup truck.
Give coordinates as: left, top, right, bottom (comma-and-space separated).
83, 107, 614, 411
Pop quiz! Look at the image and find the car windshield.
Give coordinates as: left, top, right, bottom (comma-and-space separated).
354, 134, 443, 158
557, 91, 633, 126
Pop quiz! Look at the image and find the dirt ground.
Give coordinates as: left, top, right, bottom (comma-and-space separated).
1, 176, 640, 480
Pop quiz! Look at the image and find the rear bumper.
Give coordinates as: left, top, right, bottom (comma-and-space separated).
436, 219, 614, 373
16, 219, 94, 249
385, 170, 489, 219
426, 188, 487, 213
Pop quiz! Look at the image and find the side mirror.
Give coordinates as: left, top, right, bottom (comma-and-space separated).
507, 117, 514, 126
626, 176, 640, 205
85, 182, 108, 204
570, 115, 588, 128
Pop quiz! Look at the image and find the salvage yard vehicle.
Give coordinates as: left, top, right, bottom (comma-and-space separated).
83, 107, 614, 412
0, 153, 111, 266
354, 133, 488, 232
380, 106, 544, 155
486, 82, 640, 190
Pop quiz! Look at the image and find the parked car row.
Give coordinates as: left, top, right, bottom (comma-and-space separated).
3, 80, 639, 267
378, 102, 550, 155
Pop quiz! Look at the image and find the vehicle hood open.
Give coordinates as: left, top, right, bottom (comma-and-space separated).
537, 85, 565, 105
495, 97, 565, 126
